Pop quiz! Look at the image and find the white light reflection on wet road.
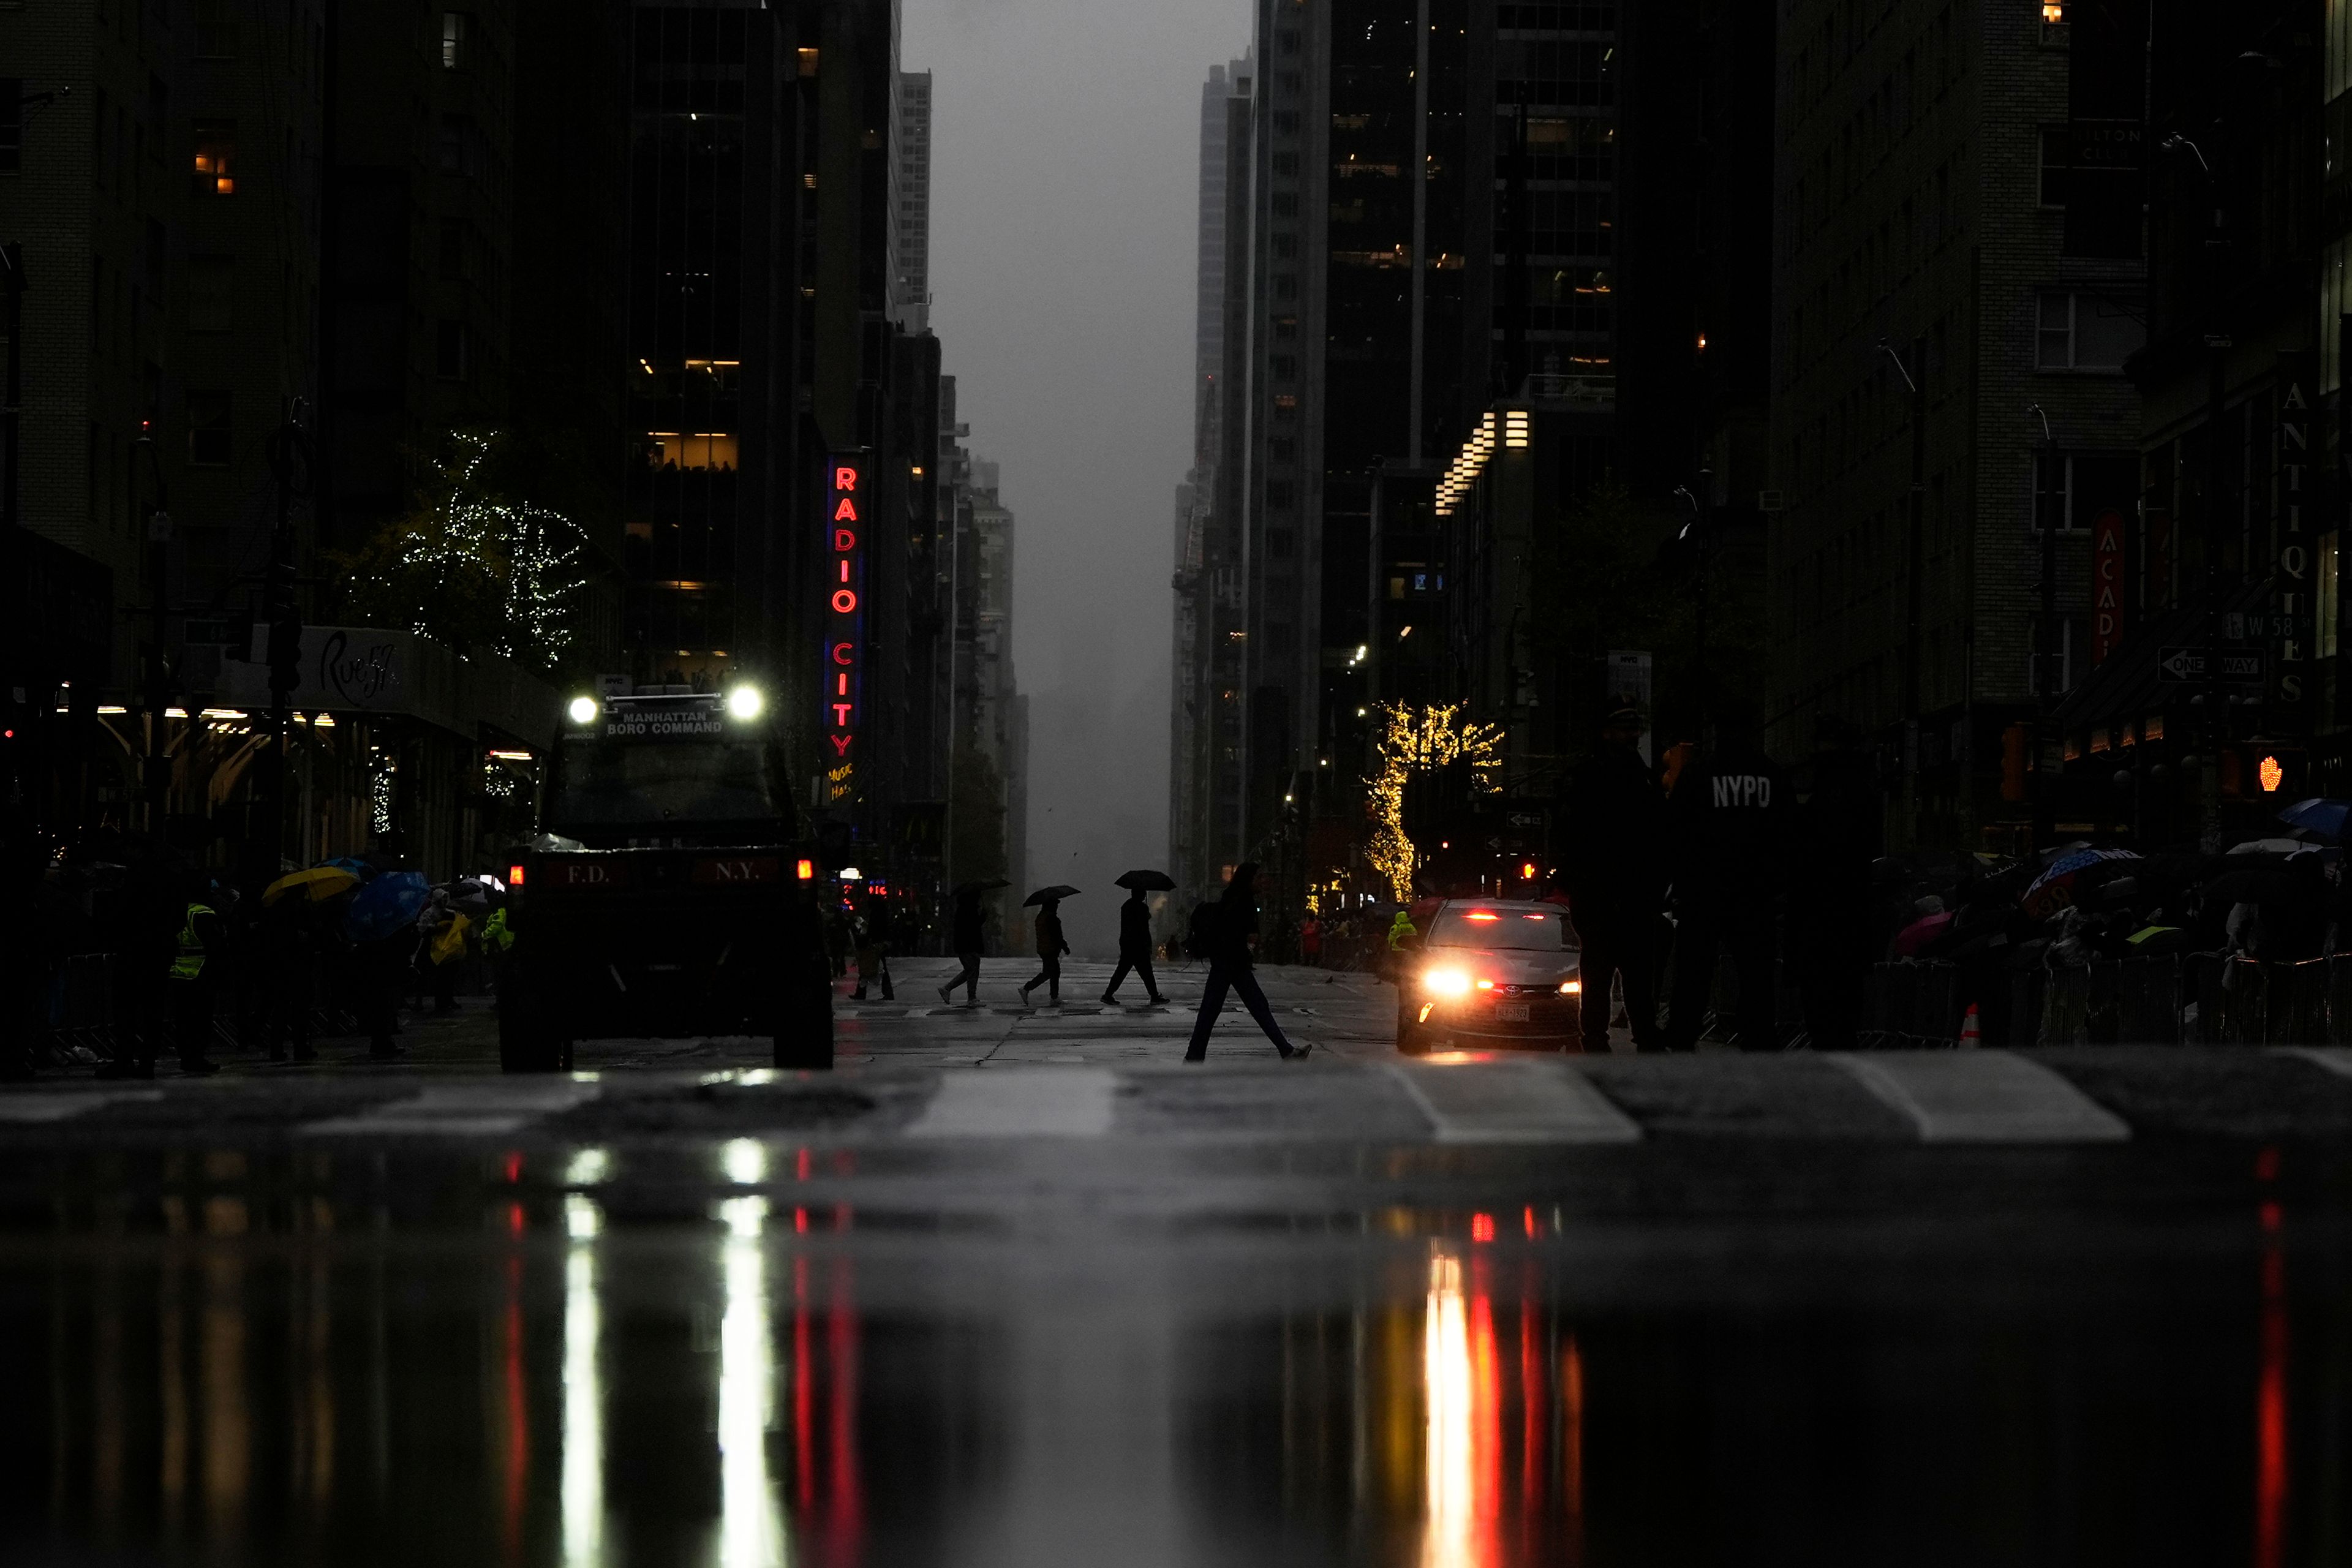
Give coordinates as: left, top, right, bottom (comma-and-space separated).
562, 1194, 605, 1568
1422, 1248, 1498, 1568
717, 1195, 784, 1567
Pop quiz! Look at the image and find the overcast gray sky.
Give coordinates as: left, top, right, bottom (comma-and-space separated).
906, 0, 1246, 955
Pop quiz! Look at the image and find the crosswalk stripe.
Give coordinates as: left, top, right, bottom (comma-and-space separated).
905, 1066, 1115, 1139
1390, 1061, 1643, 1144
302, 1077, 603, 1137
0, 1090, 165, 1123
2274, 1046, 2352, 1080
1828, 1052, 2128, 1143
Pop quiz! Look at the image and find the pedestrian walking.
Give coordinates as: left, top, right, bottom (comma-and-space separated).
260, 895, 320, 1063
1019, 892, 1071, 1006
938, 884, 991, 1005
1664, 707, 1793, 1052
1299, 913, 1323, 968
164, 880, 224, 1076
1185, 864, 1309, 1061
851, 906, 895, 1001
1561, 705, 1666, 1053
1102, 886, 1168, 1005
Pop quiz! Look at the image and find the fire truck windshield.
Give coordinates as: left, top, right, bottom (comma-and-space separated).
548, 735, 782, 829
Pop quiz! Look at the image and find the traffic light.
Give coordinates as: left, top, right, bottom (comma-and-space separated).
264, 557, 301, 701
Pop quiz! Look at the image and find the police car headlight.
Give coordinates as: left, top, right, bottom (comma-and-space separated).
1422, 967, 1472, 997
567, 696, 598, 725
726, 685, 763, 720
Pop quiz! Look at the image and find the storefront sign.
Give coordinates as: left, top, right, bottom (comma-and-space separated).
2090, 508, 2125, 665
2275, 352, 2315, 714
823, 454, 867, 801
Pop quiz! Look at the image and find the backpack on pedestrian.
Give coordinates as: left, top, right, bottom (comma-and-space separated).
1184, 900, 1219, 960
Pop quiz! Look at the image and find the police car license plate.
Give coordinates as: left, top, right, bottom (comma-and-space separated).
1496, 1001, 1530, 1023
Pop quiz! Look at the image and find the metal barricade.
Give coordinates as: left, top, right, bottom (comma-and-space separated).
2038, 967, 2091, 1046
2267, 959, 2331, 1046
2108, 956, 2182, 1046
2328, 957, 2352, 1046
1860, 959, 1962, 1048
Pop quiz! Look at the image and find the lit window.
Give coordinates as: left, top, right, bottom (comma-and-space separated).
442, 12, 467, 69
192, 121, 235, 194
646, 432, 741, 471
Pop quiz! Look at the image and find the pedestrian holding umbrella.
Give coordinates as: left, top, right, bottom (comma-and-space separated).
1104, 871, 1174, 1006
345, 871, 429, 1058
1019, 885, 1079, 1006
2276, 798, 2352, 841
1184, 863, 1309, 1061
263, 865, 360, 907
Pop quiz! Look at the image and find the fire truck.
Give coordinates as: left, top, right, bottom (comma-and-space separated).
497, 685, 833, 1071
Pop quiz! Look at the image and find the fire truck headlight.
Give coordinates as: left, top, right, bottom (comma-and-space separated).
567, 696, 598, 725
726, 685, 764, 720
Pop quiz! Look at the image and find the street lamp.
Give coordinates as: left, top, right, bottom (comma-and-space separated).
130, 429, 171, 838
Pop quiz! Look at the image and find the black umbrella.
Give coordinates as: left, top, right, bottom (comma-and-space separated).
953, 878, 1010, 896
1023, 884, 1080, 906
1114, 869, 1177, 892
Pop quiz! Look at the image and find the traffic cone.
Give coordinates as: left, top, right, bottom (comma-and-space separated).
1958, 1003, 1981, 1049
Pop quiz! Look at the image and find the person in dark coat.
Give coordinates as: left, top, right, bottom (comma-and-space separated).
1102, 888, 1167, 1005
1664, 708, 1793, 1052
1789, 716, 1881, 1050
1184, 864, 1308, 1061
1019, 897, 1070, 1006
938, 887, 987, 1006
1560, 706, 1666, 1053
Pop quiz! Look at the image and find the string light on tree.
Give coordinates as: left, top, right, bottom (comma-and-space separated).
1365, 702, 1504, 902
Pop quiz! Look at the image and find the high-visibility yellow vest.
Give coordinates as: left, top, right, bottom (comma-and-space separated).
169, 903, 215, 982
483, 907, 514, 954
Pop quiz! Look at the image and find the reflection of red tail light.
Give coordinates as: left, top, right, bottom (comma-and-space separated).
1471, 1212, 1496, 1243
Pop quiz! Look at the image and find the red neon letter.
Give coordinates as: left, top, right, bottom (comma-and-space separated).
833, 497, 858, 522
829, 641, 853, 665
834, 466, 858, 491
834, 527, 856, 552
831, 703, 853, 726
832, 589, 858, 613
829, 734, 854, 756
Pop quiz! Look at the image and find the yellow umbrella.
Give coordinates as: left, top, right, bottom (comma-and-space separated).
263, 866, 360, 907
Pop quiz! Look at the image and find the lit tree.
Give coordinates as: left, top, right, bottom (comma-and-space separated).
1365, 702, 1504, 902
336, 428, 592, 674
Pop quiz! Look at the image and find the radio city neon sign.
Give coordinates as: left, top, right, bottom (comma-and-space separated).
824, 456, 865, 780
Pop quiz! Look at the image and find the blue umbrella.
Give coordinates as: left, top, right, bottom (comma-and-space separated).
345, 870, 431, 943
2275, 798, 2352, 841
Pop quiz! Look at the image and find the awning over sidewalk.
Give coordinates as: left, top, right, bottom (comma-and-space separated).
208, 625, 559, 745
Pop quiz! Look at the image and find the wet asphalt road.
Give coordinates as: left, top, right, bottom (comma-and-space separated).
4, 958, 2351, 1566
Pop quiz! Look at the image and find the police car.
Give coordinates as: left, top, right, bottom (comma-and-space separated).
1396, 898, 1582, 1054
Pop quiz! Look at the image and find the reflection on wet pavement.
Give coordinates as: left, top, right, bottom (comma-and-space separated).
2, 1144, 2344, 1566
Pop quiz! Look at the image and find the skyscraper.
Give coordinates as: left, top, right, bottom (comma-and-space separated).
895, 70, 932, 334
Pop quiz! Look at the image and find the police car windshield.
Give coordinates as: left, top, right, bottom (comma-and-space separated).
549, 737, 777, 827
1429, 907, 1572, 951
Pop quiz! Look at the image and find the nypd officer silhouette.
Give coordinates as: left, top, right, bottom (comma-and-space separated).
1663, 705, 1793, 1052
